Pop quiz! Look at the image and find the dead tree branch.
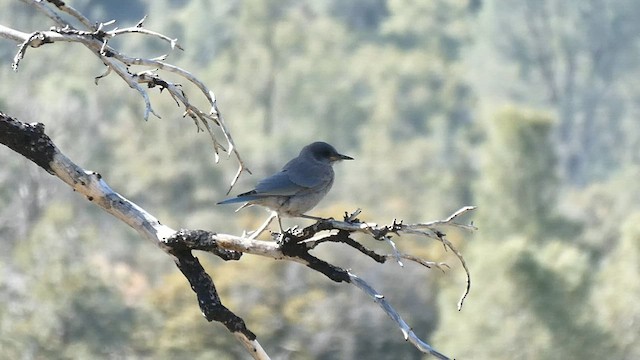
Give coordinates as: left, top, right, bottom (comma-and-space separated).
289, 208, 475, 310
0, 113, 269, 360
5, 0, 249, 189
1, 2, 475, 358
0, 112, 474, 359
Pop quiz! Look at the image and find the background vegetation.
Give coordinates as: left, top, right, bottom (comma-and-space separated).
1, 0, 639, 359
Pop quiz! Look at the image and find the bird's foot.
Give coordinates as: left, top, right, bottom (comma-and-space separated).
270, 231, 286, 241
270, 225, 298, 239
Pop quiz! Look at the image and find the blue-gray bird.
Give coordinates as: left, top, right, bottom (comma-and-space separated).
217, 141, 353, 232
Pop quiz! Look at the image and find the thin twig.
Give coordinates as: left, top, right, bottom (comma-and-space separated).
46, 0, 95, 29
411, 205, 478, 231
12, 0, 249, 190
110, 26, 184, 50
297, 207, 476, 310
349, 273, 451, 360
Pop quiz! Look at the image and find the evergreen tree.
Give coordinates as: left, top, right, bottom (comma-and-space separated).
434, 107, 615, 359
475, 107, 558, 240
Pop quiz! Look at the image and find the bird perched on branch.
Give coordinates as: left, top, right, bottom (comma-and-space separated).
217, 141, 353, 235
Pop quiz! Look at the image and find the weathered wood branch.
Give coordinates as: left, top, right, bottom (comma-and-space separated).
0, 112, 269, 360
1, 2, 475, 358
6, 0, 250, 190
0, 112, 473, 359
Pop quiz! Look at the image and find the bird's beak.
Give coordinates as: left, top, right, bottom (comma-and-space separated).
332, 153, 354, 161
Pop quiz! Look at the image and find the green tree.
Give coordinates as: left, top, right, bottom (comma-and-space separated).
434, 235, 615, 359
434, 107, 614, 359
1, 0, 478, 358
0, 203, 136, 358
481, 0, 640, 184
474, 107, 559, 240
592, 211, 640, 359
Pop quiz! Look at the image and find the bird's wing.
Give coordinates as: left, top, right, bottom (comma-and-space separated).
217, 171, 302, 205
252, 170, 307, 196
218, 159, 332, 204
282, 158, 331, 189
254, 158, 331, 195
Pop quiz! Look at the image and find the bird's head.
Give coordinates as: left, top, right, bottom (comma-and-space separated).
304, 141, 354, 163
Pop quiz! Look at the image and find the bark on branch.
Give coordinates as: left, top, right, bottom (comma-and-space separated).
3, 0, 250, 190
1, 2, 475, 359
0, 112, 268, 359
0, 112, 474, 359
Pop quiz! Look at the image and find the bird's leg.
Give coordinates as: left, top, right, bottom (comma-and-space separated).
277, 214, 284, 233
247, 211, 278, 240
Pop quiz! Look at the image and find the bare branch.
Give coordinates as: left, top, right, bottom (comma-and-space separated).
110, 26, 184, 51
1, 113, 472, 359
2, 3, 475, 357
2, 26, 85, 70
349, 273, 451, 360
0, 113, 267, 360
410, 205, 478, 231
0, 24, 42, 43
43, 0, 95, 29
233, 333, 270, 360
209, 95, 252, 188
5, 0, 249, 189
401, 207, 476, 310
21, 0, 69, 28
284, 208, 475, 310
390, 253, 450, 273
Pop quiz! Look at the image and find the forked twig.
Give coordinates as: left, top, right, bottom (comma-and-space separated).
14, 0, 249, 190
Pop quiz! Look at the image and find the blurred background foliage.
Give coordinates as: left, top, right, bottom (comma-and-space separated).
1, 0, 639, 359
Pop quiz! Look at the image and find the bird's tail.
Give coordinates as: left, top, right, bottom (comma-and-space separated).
217, 194, 262, 205
217, 196, 257, 213
216, 197, 246, 205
